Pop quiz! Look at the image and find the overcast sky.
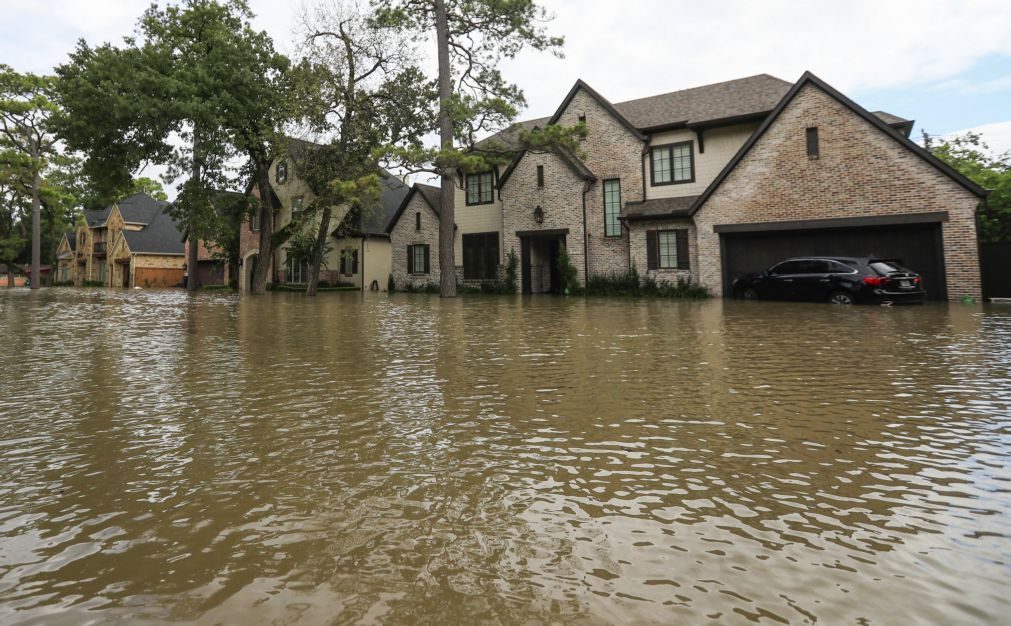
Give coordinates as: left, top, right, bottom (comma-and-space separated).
3, 0, 1010, 196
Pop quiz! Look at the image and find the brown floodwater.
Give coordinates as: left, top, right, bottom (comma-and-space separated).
1, 289, 1009, 625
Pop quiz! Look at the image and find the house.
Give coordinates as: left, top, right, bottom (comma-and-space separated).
183, 237, 229, 288
65, 193, 186, 288
238, 139, 411, 292
387, 72, 986, 300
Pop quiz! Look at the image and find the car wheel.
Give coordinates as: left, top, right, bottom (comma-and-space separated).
828, 291, 854, 305
741, 287, 759, 300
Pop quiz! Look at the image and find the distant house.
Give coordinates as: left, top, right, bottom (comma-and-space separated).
238, 138, 411, 291
65, 193, 186, 288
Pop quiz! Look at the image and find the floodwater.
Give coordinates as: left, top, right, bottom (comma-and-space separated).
1, 289, 1009, 625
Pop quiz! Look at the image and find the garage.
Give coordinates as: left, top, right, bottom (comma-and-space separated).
718, 214, 948, 301
134, 267, 185, 289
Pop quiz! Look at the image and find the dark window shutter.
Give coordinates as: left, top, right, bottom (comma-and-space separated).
340, 253, 346, 275
646, 231, 658, 270
407, 245, 414, 274
423, 244, 430, 274
806, 127, 819, 158
415, 212, 421, 230
676, 229, 689, 270
352, 249, 359, 274
488, 233, 499, 279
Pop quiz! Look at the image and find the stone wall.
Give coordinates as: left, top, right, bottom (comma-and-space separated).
627, 218, 698, 284
390, 192, 441, 290
692, 82, 982, 299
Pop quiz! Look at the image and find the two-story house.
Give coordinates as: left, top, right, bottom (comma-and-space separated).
57, 193, 187, 288
388, 72, 986, 300
237, 139, 411, 292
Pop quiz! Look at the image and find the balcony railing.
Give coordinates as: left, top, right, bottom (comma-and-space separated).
93, 242, 107, 255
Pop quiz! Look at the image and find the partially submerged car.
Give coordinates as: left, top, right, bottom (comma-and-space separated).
732, 257, 926, 305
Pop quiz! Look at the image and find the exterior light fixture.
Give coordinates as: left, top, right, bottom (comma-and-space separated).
533, 205, 544, 224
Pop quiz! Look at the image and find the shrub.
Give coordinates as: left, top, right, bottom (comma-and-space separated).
556, 246, 579, 294
401, 281, 439, 294
584, 270, 709, 299
387, 273, 395, 293
501, 248, 519, 293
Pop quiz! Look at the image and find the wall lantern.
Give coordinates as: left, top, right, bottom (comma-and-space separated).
533, 205, 544, 224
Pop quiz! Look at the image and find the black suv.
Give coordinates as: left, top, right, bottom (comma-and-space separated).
732, 257, 926, 305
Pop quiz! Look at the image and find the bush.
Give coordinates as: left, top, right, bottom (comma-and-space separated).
584, 269, 709, 299
81, 280, 104, 287
401, 281, 439, 294
556, 246, 579, 294
502, 248, 518, 293
387, 273, 395, 293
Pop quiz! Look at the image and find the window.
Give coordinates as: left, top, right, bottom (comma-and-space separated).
407, 244, 430, 275
537, 165, 544, 188
769, 260, 809, 275
462, 232, 499, 280
252, 207, 261, 232
646, 229, 689, 270
578, 114, 586, 124
650, 141, 694, 185
415, 211, 421, 231
340, 249, 359, 276
98, 262, 106, 283
465, 171, 494, 205
603, 179, 621, 237
286, 257, 307, 283
276, 161, 288, 184
291, 197, 303, 221
806, 127, 819, 159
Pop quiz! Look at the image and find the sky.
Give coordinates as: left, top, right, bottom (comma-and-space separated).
2, 0, 1010, 196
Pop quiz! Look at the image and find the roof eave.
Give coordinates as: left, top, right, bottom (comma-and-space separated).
549, 79, 647, 142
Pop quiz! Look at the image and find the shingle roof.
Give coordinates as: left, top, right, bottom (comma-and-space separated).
65, 231, 76, 250
333, 171, 412, 236
83, 193, 167, 227
416, 183, 442, 212
621, 196, 700, 221
871, 110, 909, 125
122, 206, 184, 255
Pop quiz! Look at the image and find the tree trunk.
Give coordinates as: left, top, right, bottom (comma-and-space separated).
30, 161, 41, 290
306, 205, 332, 297
434, 0, 456, 298
6, 270, 13, 288
250, 158, 274, 295
187, 130, 202, 292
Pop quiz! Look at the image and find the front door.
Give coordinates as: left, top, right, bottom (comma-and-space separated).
122, 263, 130, 288
548, 238, 562, 294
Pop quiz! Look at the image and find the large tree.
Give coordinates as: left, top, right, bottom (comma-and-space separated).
0, 65, 60, 289
929, 132, 1011, 242
56, 0, 289, 293
292, 0, 434, 295
373, 0, 582, 297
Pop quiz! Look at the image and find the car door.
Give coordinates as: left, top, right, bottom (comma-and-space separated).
792, 260, 832, 301
765, 260, 807, 301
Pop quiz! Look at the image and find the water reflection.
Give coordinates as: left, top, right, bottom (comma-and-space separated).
1, 289, 1009, 624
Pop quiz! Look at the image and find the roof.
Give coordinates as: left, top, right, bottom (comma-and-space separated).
612, 74, 792, 130
621, 195, 700, 222
688, 71, 988, 217
65, 231, 76, 250
83, 193, 167, 227
476, 117, 551, 150
385, 182, 450, 234
122, 206, 185, 255
333, 171, 411, 237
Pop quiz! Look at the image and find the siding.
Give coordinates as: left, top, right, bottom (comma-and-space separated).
645, 123, 758, 199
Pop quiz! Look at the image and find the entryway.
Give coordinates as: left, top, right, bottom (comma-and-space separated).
519, 229, 567, 294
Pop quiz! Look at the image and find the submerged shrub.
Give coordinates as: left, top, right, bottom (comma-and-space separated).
585, 270, 708, 299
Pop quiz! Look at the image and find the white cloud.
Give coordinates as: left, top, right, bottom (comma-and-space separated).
944, 120, 1011, 156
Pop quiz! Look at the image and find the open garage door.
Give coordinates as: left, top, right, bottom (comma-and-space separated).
134, 267, 184, 289
721, 222, 947, 300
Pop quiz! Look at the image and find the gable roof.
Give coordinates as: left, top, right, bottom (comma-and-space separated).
688, 71, 988, 217
83, 193, 167, 227
65, 231, 76, 250
497, 144, 597, 189
122, 206, 185, 255
548, 79, 647, 140
333, 170, 412, 237
385, 182, 447, 234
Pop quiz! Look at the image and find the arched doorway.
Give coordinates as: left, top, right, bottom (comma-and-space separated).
241, 251, 258, 292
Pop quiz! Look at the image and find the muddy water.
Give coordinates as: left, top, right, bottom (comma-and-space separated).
1, 289, 1009, 625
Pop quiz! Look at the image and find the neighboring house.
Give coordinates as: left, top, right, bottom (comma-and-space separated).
387, 183, 450, 290
238, 139, 410, 292
183, 238, 229, 288
69, 193, 186, 288
387, 72, 986, 300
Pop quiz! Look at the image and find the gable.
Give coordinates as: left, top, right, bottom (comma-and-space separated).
386, 185, 444, 234
691, 72, 986, 216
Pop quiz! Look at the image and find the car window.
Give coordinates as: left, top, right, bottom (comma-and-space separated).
804, 260, 832, 273
770, 260, 806, 275
827, 261, 855, 273
870, 261, 902, 275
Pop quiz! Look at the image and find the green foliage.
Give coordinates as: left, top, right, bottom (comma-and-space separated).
584, 269, 710, 299
399, 281, 439, 293
129, 177, 168, 201
501, 247, 519, 293
285, 229, 331, 270
930, 132, 1011, 242
556, 244, 579, 294
387, 273, 396, 293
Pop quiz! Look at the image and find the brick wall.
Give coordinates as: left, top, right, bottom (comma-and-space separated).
627, 218, 698, 284
390, 192, 441, 290
692, 82, 982, 299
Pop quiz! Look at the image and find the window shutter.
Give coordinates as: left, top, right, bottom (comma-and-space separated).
352, 250, 359, 274
339, 253, 346, 275
676, 230, 689, 270
416, 212, 421, 230
646, 231, 658, 270
407, 245, 414, 274
423, 245, 430, 274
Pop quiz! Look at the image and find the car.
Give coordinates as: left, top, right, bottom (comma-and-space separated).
732, 256, 926, 305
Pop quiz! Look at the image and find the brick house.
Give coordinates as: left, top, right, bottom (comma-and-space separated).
237, 139, 410, 292
61, 193, 187, 288
387, 72, 986, 300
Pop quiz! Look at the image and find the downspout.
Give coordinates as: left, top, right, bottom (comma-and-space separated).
581, 180, 591, 284
361, 236, 366, 291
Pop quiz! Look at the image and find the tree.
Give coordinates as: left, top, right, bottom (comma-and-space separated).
291, 0, 434, 295
929, 132, 1011, 242
374, 0, 582, 297
56, 0, 290, 294
129, 177, 169, 201
0, 65, 60, 289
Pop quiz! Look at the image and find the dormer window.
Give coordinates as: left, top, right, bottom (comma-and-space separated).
465, 171, 494, 206
276, 161, 288, 184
